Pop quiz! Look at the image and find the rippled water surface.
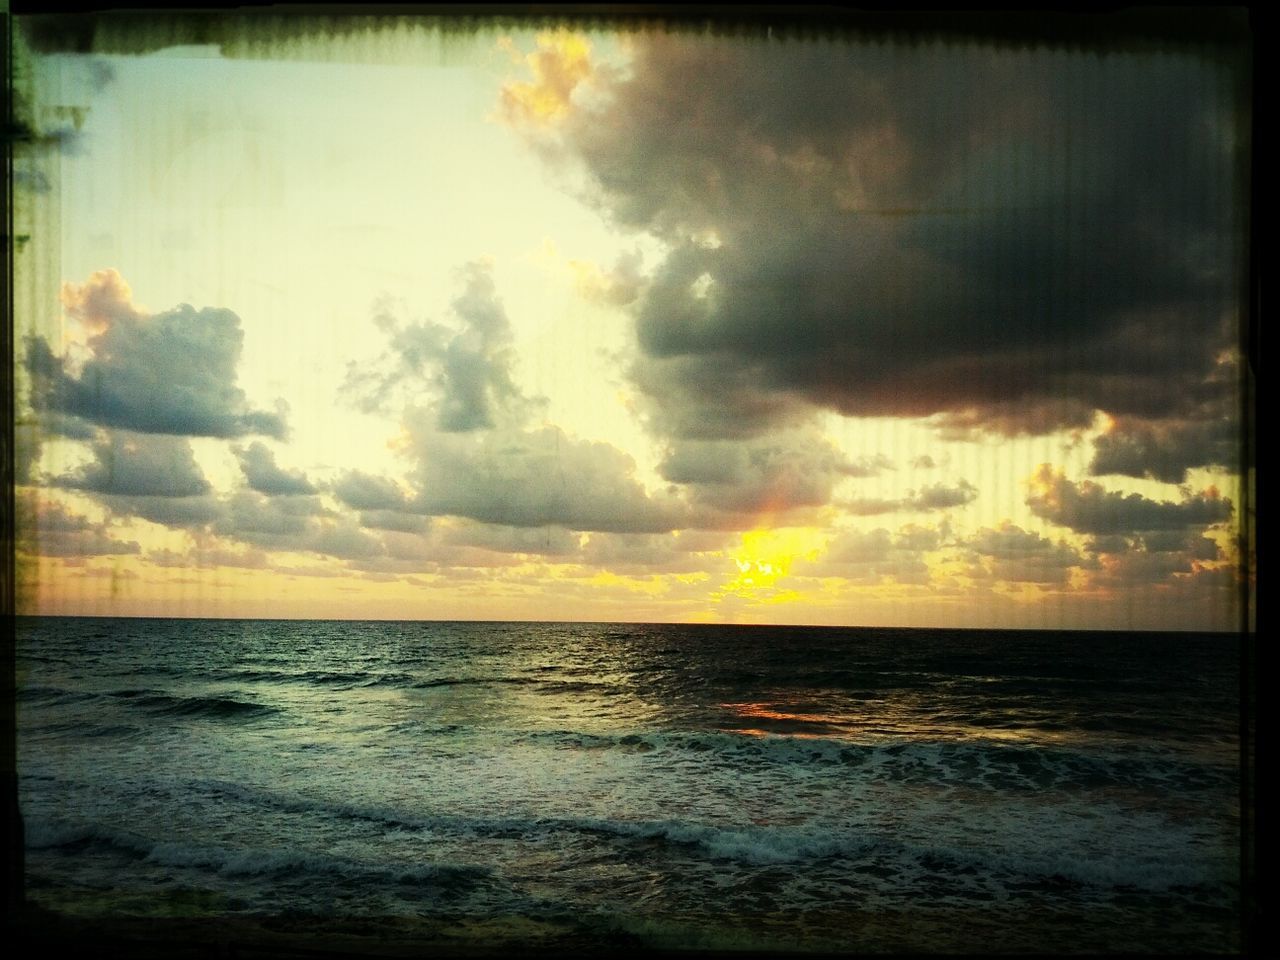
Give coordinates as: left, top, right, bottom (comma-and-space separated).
17, 617, 1243, 952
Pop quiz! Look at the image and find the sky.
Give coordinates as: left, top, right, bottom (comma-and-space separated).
11, 17, 1254, 629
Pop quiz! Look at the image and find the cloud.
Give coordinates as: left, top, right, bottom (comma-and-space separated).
409, 420, 686, 533
504, 33, 1244, 480
441, 521, 581, 557
213, 490, 384, 560
356, 510, 429, 534
657, 426, 853, 516
1027, 465, 1233, 535
628, 350, 812, 441
234, 442, 316, 495
148, 546, 270, 570
579, 531, 714, 574
1080, 528, 1225, 587
99, 495, 225, 528
332, 470, 414, 512
50, 430, 224, 529
498, 31, 606, 129
962, 522, 1084, 585
842, 479, 978, 515
15, 496, 142, 558
214, 490, 326, 541
55, 431, 211, 497
839, 454, 896, 478
26, 270, 286, 438
793, 524, 936, 585
344, 261, 694, 536
571, 249, 647, 306
342, 262, 531, 430
1089, 411, 1240, 484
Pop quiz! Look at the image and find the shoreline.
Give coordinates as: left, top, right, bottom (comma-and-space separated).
5, 896, 1243, 957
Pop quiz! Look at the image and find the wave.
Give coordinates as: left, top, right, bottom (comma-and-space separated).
107, 690, 278, 720
518, 729, 1235, 793
165, 778, 1231, 895
412, 676, 540, 689
25, 817, 492, 889
17, 685, 100, 705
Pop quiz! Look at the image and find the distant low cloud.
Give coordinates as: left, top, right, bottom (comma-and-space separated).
793, 524, 937, 585
331, 470, 414, 512
442, 521, 581, 557
234, 441, 317, 496
1027, 465, 1233, 534
213, 490, 383, 560
99, 494, 224, 528
55, 432, 211, 498
26, 270, 286, 439
839, 454, 896, 478
962, 522, 1083, 585
215, 489, 327, 541
579, 531, 714, 574
409, 420, 686, 534
1081, 529, 1226, 587
148, 545, 270, 570
842, 480, 978, 516
356, 510, 429, 534
16, 496, 141, 558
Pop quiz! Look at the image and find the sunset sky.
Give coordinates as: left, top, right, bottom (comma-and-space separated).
11, 17, 1253, 629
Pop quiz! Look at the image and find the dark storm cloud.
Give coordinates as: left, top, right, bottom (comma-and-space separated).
16, 496, 141, 558
1027, 466, 1232, 535
233, 442, 317, 496
343, 262, 531, 431
409, 421, 686, 534
513, 35, 1244, 467
55, 432, 211, 498
25, 270, 286, 438
1089, 412, 1240, 484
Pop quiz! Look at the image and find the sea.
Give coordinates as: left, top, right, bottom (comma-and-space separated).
14, 617, 1246, 954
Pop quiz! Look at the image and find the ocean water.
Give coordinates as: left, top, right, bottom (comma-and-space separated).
15, 617, 1243, 953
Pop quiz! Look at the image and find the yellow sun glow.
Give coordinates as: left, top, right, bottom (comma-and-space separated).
724, 527, 828, 598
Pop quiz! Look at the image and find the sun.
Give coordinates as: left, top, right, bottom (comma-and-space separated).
723, 526, 828, 599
